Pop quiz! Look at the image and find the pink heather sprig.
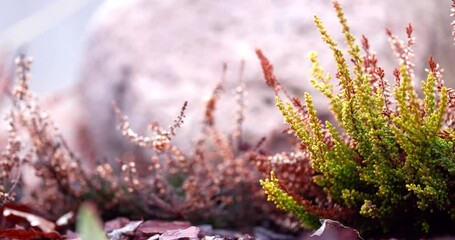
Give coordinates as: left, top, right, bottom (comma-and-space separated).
386, 24, 416, 82
113, 101, 188, 153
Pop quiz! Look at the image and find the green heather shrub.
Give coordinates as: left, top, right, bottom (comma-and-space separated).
257, 0, 455, 237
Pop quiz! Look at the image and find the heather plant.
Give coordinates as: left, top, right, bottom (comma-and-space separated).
0, 55, 89, 218
257, 0, 455, 237
111, 64, 270, 227
0, 56, 272, 230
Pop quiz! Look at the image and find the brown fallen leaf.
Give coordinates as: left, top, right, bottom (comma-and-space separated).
56, 211, 74, 227
104, 217, 131, 233
159, 226, 200, 240
134, 220, 192, 239
107, 220, 143, 240
64, 230, 81, 240
0, 228, 62, 240
3, 207, 55, 233
0, 203, 55, 233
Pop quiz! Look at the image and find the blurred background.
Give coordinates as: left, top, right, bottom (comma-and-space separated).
0, 0, 103, 93
0, 0, 453, 164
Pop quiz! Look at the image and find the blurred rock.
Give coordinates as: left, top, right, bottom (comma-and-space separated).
76, 0, 454, 161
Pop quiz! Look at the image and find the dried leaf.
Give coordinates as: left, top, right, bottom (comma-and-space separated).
309, 219, 363, 240
56, 211, 74, 227
159, 226, 200, 240
134, 220, 191, 239
0, 228, 62, 240
107, 220, 143, 240
1, 203, 55, 232
104, 217, 131, 233
64, 230, 81, 240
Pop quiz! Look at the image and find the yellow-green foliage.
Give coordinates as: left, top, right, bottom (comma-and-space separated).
260, 1, 455, 236
260, 172, 320, 229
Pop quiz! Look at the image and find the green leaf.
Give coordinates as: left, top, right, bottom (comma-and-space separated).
76, 202, 108, 240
